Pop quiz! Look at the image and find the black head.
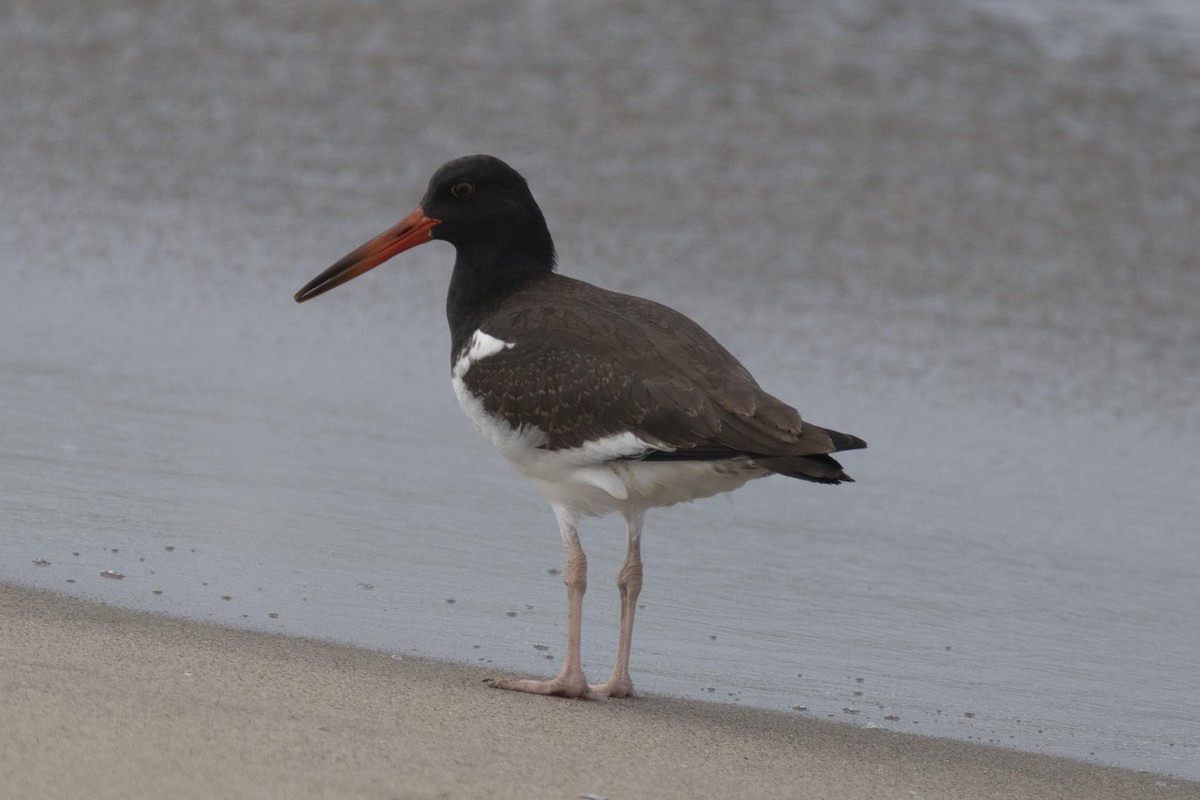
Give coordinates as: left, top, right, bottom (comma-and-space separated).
294, 154, 555, 304
421, 155, 556, 268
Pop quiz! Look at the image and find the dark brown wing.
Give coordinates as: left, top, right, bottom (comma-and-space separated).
458, 274, 866, 471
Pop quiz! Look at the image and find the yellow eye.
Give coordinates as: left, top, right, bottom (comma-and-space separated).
450, 180, 475, 199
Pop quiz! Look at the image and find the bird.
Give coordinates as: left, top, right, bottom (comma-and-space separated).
294, 154, 865, 700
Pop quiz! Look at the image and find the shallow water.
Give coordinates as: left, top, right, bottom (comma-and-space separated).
3, 0, 1199, 780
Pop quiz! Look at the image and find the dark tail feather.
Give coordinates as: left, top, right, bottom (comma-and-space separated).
755, 424, 865, 482
753, 453, 855, 484
823, 427, 867, 453
639, 423, 865, 484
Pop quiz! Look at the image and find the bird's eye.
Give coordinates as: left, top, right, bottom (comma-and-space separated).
450, 180, 475, 199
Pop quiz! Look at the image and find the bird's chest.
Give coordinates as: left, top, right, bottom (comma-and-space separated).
451, 364, 622, 516
452, 372, 548, 467
449, 329, 626, 513
450, 330, 541, 456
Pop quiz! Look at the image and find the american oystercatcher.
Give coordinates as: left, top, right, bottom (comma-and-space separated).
295, 155, 865, 699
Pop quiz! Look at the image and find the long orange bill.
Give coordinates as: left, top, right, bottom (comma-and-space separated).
294, 207, 442, 303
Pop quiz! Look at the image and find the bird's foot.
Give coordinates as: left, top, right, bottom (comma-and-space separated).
485, 672, 598, 700
589, 676, 637, 699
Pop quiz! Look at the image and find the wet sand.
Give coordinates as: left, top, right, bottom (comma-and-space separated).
4, 583, 1193, 800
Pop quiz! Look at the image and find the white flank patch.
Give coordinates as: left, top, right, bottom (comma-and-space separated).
569, 430, 662, 463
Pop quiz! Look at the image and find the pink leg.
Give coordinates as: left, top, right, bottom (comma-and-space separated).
591, 510, 644, 698
487, 508, 596, 699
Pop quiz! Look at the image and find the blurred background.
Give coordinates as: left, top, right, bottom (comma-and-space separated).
3, 0, 1198, 778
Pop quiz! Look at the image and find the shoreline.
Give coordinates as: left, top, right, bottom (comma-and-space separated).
3, 582, 1194, 799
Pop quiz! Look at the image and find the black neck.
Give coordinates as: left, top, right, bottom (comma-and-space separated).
446, 234, 555, 357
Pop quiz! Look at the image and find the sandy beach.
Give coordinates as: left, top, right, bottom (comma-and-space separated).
3, 583, 1194, 800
